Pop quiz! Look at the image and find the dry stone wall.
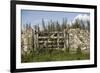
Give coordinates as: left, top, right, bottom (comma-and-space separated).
21, 28, 90, 55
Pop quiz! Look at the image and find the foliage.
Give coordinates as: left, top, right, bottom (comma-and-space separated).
23, 18, 90, 33
21, 48, 90, 63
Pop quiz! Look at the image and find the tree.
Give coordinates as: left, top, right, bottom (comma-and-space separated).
47, 21, 51, 32
87, 20, 90, 32
80, 20, 85, 30
71, 19, 81, 29
52, 22, 55, 31
62, 18, 67, 30
56, 21, 61, 31
42, 19, 46, 31
26, 23, 29, 29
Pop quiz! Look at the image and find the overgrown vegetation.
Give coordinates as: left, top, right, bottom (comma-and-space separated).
21, 48, 90, 63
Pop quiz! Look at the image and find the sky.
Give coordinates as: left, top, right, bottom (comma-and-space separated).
21, 10, 90, 29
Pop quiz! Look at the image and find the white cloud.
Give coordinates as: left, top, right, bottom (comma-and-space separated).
72, 14, 90, 24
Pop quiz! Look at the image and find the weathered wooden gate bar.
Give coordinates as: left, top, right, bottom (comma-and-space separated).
33, 29, 67, 50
